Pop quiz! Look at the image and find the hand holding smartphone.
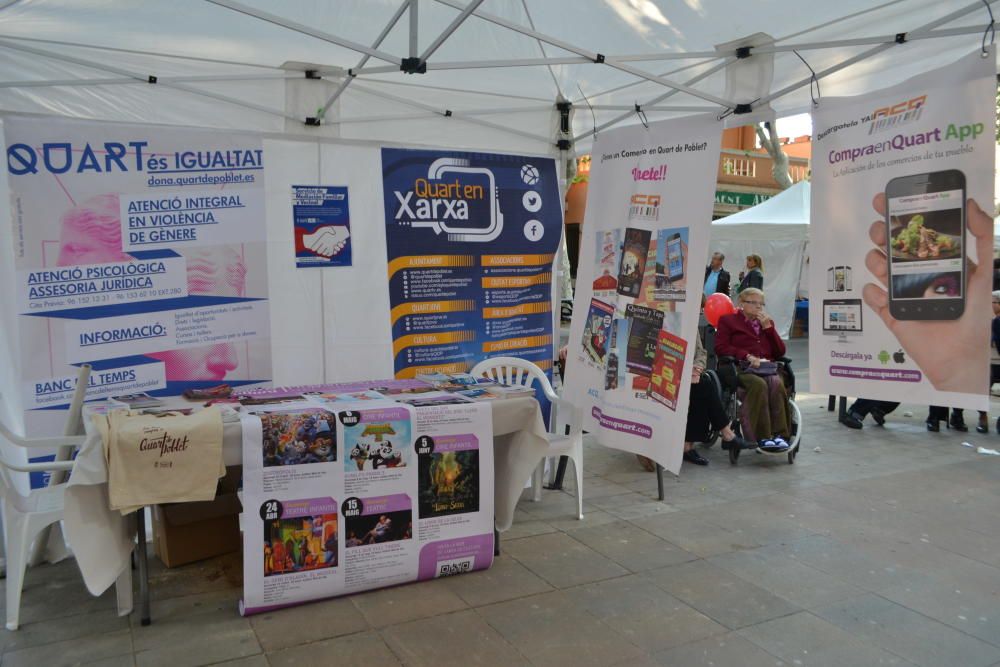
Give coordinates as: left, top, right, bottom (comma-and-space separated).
862, 183, 993, 393
884, 170, 966, 320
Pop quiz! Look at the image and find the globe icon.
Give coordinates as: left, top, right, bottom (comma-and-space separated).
520, 164, 540, 185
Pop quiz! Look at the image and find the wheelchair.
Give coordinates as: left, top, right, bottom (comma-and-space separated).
700, 351, 802, 466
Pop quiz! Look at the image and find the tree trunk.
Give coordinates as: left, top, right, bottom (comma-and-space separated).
755, 122, 793, 190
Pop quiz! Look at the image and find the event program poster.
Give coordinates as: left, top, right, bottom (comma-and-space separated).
292, 185, 351, 267
3, 116, 272, 435
381, 149, 562, 379
809, 48, 995, 410
564, 115, 722, 474
238, 391, 493, 614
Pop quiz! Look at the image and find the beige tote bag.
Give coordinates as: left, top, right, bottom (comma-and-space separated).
104, 407, 224, 512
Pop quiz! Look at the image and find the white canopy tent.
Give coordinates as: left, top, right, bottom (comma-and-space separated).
710, 181, 810, 338
0, 0, 998, 429
0, 1, 995, 151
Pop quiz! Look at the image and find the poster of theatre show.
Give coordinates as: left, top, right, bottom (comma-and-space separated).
809, 47, 995, 410
237, 391, 494, 614
563, 114, 722, 474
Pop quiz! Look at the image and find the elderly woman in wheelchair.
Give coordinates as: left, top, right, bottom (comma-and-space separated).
714, 287, 792, 453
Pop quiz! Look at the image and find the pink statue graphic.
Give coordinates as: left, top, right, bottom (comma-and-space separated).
57, 194, 251, 381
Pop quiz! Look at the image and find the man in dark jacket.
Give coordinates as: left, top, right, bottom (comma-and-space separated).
703, 252, 730, 297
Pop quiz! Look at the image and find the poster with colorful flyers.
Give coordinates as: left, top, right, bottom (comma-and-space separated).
238, 394, 493, 614
563, 114, 722, 475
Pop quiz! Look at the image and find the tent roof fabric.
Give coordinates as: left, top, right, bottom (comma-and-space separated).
711, 181, 810, 241
0, 1, 996, 153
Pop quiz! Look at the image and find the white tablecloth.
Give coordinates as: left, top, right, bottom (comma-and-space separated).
63, 396, 549, 596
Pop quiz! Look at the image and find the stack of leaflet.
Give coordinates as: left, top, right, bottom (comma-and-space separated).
417, 372, 536, 401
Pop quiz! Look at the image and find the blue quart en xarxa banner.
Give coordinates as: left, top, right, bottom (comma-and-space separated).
3, 116, 272, 435
381, 149, 561, 379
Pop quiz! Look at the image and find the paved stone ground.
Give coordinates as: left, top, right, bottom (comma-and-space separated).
4, 342, 1000, 666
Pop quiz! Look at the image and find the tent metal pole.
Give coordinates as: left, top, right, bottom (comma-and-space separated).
0, 33, 287, 70
420, 0, 487, 62
320, 0, 410, 119
431, 0, 734, 108
409, 0, 418, 58
350, 81, 553, 143
587, 105, 717, 112
754, 24, 996, 55
355, 56, 590, 74
204, 0, 402, 65
0, 0, 22, 11
520, 0, 564, 99
571, 58, 722, 105
0, 38, 300, 122
567, 24, 997, 64
0, 73, 299, 88
758, 0, 994, 107
577, 58, 733, 141
328, 105, 550, 124
359, 76, 554, 102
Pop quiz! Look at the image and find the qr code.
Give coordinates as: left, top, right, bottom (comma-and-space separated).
435, 556, 475, 578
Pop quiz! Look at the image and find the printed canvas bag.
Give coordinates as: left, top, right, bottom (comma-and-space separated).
104, 407, 224, 512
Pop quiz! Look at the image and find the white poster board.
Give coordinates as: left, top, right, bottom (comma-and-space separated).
809, 48, 995, 410
564, 115, 722, 474
3, 116, 272, 435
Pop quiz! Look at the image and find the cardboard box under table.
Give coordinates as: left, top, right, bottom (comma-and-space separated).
152, 466, 242, 568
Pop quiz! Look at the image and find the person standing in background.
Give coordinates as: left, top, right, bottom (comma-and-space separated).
736, 254, 765, 295
703, 252, 731, 298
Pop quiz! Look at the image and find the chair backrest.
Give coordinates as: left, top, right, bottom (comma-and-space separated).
470, 356, 557, 403
0, 364, 91, 499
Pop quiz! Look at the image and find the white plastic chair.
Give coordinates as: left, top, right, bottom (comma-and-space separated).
471, 356, 583, 520
0, 366, 131, 630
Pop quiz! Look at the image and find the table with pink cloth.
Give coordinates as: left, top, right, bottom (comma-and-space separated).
63, 393, 550, 597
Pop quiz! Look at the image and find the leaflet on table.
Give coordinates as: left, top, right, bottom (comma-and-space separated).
381, 148, 561, 383
563, 114, 722, 475
3, 116, 272, 435
292, 185, 352, 268
239, 399, 493, 613
808, 48, 995, 410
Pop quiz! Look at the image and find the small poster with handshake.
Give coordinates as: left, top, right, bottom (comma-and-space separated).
292, 185, 352, 268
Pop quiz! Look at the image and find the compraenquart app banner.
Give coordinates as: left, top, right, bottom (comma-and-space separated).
809, 48, 995, 410
3, 116, 271, 434
381, 149, 562, 380
563, 115, 722, 475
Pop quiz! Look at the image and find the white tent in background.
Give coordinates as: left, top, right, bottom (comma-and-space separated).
710, 181, 810, 339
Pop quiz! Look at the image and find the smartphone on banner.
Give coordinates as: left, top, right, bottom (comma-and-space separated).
885, 170, 966, 320
666, 233, 684, 282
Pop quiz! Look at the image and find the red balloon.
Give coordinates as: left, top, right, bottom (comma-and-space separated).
704, 293, 736, 327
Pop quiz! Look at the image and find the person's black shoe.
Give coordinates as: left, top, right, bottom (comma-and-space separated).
870, 407, 886, 426
976, 424, 989, 434
683, 449, 709, 466
949, 414, 968, 432
722, 435, 752, 451
839, 412, 863, 430
926, 420, 940, 432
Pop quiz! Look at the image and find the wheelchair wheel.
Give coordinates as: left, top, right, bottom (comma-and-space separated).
699, 371, 725, 448
788, 448, 796, 464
